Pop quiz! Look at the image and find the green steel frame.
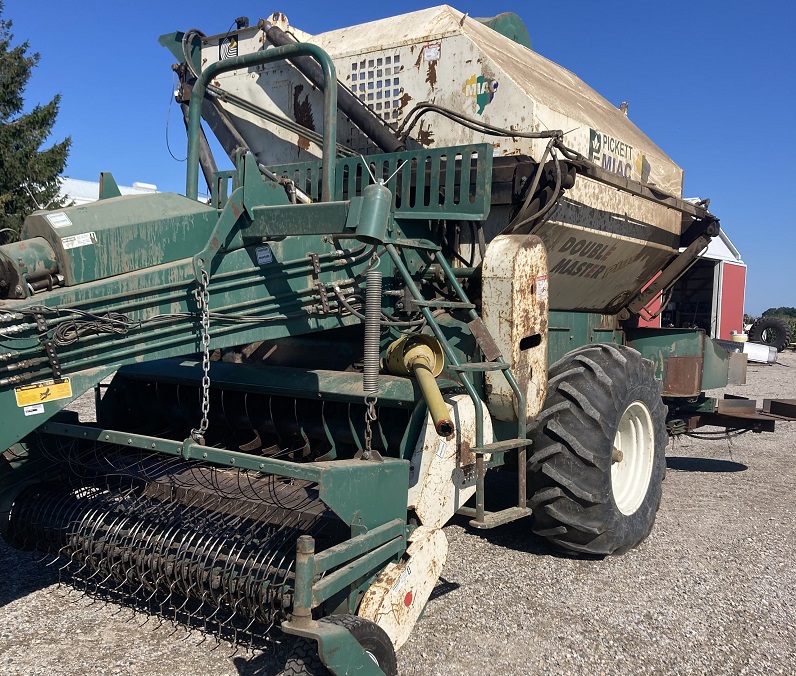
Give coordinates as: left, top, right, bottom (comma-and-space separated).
0, 35, 750, 674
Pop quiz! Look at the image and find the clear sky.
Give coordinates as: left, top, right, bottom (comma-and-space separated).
5, 0, 794, 315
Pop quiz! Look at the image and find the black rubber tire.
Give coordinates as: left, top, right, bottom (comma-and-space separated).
281, 615, 397, 676
748, 316, 793, 352
527, 343, 667, 556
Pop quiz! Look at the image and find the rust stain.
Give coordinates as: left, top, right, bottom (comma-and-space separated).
230, 202, 241, 218
414, 49, 423, 69
292, 84, 315, 132
425, 59, 437, 89
417, 120, 435, 146
297, 137, 310, 151
459, 440, 476, 468
399, 92, 413, 110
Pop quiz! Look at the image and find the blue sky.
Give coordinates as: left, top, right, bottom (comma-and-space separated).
5, 0, 794, 315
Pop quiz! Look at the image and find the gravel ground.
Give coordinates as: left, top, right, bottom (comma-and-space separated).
1, 351, 794, 675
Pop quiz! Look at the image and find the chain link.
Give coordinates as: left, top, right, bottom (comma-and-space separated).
363, 395, 378, 458
191, 268, 211, 444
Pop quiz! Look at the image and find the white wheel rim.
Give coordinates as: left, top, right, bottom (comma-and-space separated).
611, 400, 654, 515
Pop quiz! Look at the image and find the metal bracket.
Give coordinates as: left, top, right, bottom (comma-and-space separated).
309, 252, 321, 276
32, 312, 62, 379
32, 312, 47, 333
308, 253, 330, 313
40, 340, 62, 379
317, 284, 330, 314
467, 317, 503, 362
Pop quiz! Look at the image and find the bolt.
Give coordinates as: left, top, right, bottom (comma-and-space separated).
612, 448, 624, 464
202, 452, 208, 459
127, 438, 132, 445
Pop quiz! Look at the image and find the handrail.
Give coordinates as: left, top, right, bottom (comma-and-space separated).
186, 42, 337, 202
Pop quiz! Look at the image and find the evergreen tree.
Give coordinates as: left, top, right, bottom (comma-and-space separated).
0, 1, 70, 244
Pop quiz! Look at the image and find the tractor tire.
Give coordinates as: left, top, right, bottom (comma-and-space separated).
281, 614, 397, 676
748, 316, 793, 352
527, 343, 667, 556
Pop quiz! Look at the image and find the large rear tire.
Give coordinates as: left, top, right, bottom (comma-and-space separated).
281, 615, 397, 676
528, 343, 667, 556
748, 316, 793, 352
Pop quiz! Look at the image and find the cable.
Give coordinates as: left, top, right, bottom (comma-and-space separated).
332, 287, 426, 327
52, 311, 141, 346
397, 102, 563, 141
166, 72, 187, 163
181, 28, 206, 80
507, 145, 564, 233
684, 429, 750, 439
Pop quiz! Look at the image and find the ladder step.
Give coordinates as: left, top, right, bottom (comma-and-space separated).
458, 506, 533, 529
411, 299, 475, 309
471, 438, 531, 454
450, 362, 511, 372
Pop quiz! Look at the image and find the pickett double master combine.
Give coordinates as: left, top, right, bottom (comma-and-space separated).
2, 7, 794, 674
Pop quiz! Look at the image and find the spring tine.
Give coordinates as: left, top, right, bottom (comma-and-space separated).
7, 441, 335, 646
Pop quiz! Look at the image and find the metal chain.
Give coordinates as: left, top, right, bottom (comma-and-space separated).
363, 395, 378, 458
191, 268, 211, 444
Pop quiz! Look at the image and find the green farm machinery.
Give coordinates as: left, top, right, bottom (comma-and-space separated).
2, 7, 794, 674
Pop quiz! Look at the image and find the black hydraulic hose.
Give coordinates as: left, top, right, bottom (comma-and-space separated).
181, 28, 205, 80
180, 102, 218, 194
263, 23, 405, 154
397, 102, 563, 141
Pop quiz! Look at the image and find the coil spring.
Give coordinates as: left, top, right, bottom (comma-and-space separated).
363, 269, 382, 394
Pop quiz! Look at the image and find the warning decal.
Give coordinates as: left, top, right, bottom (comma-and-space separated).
14, 377, 73, 407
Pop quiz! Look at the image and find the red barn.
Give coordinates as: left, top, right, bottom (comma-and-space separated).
639, 229, 746, 340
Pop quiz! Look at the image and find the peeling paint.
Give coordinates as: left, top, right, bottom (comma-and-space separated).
416, 120, 435, 147
482, 235, 549, 422
425, 59, 437, 89
407, 394, 493, 529
292, 84, 315, 132
358, 526, 448, 650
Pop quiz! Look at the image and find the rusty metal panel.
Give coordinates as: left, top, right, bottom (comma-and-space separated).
727, 351, 748, 385
198, 8, 684, 195
716, 398, 757, 415
357, 525, 448, 650
195, 8, 690, 313
663, 356, 703, 397
697, 412, 776, 433
467, 317, 503, 362
481, 234, 548, 421
763, 399, 796, 419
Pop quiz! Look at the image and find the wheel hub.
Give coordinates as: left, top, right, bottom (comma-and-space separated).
611, 400, 654, 515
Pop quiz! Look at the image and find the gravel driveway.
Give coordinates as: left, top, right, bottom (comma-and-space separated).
1, 351, 794, 675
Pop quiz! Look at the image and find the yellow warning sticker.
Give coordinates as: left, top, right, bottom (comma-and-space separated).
14, 378, 72, 407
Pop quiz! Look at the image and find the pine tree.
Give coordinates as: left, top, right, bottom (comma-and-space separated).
0, 1, 70, 244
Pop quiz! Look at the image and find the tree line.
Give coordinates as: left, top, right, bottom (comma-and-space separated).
0, 1, 70, 245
